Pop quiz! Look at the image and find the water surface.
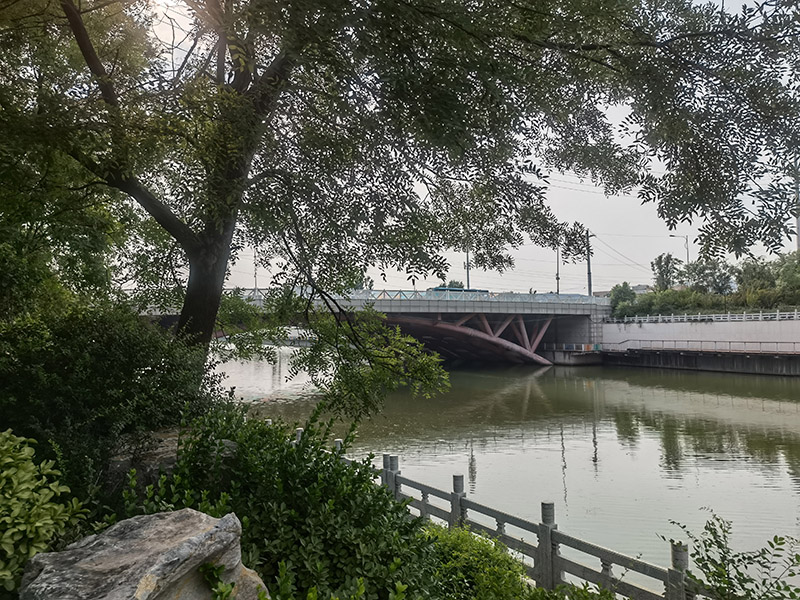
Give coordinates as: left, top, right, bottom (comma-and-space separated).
220, 355, 800, 569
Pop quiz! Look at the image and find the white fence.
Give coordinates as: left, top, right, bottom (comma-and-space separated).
607, 311, 800, 324
237, 287, 610, 305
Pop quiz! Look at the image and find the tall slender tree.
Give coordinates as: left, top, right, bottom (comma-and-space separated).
651, 253, 683, 292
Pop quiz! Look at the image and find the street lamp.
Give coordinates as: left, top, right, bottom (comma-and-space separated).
669, 234, 690, 264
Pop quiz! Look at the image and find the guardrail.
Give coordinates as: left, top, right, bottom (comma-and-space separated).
343, 290, 608, 304
604, 340, 800, 354
235, 288, 610, 305
607, 310, 800, 324
313, 432, 704, 600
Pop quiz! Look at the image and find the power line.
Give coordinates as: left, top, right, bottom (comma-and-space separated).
592, 236, 652, 273
595, 233, 676, 239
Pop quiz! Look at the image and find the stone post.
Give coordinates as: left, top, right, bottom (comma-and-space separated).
381, 453, 390, 487
449, 474, 466, 528
291, 427, 303, 447
666, 542, 691, 600
386, 455, 401, 500
538, 502, 561, 589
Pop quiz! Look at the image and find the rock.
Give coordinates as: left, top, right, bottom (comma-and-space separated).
106, 431, 238, 497
105, 430, 180, 496
20, 508, 267, 600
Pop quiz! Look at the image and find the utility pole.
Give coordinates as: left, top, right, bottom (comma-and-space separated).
465, 249, 471, 289
555, 246, 560, 295
586, 230, 593, 297
794, 160, 799, 251
253, 247, 260, 300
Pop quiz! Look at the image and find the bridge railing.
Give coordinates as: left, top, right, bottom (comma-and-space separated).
604, 339, 800, 354
606, 310, 800, 324
339, 289, 609, 304
232, 287, 612, 306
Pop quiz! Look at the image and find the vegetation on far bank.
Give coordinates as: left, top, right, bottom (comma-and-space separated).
609, 251, 800, 318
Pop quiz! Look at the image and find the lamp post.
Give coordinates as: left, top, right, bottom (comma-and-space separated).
669, 234, 690, 264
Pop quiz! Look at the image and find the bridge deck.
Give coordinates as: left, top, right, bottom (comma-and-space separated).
329, 290, 610, 317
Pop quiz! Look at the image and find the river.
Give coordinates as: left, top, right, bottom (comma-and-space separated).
219, 351, 800, 571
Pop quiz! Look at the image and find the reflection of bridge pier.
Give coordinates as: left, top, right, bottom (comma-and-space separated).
329, 289, 612, 365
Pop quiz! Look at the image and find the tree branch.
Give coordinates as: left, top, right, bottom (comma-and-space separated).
59, 0, 200, 254
108, 175, 201, 253
59, 0, 118, 107
251, 51, 295, 115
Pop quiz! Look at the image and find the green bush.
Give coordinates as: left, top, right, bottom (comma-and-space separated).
120, 403, 437, 600
426, 524, 532, 600
0, 430, 85, 594
0, 304, 219, 499
670, 513, 800, 600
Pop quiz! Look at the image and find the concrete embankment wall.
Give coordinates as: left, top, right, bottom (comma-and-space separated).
601, 320, 800, 376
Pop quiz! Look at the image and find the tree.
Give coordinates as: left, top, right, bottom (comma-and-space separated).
683, 259, 735, 295
774, 251, 800, 292
735, 257, 777, 293
651, 253, 683, 292
446, 280, 464, 288
3, 0, 800, 348
609, 282, 636, 311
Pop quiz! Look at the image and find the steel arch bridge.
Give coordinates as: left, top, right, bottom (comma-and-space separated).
245, 289, 610, 365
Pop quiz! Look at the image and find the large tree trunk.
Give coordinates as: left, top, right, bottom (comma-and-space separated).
176, 220, 237, 347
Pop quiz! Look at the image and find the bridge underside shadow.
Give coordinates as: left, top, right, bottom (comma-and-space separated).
385, 313, 554, 365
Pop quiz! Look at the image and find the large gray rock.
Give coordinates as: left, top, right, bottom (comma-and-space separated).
20, 508, 267, 600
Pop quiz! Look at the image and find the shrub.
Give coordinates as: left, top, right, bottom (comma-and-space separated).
0, 303, 220, 499
120, 402, 438, 600
526, 585, 616, 600
0, 430, 85, 594
426, 524, 532, 600
670, 513, 800, 600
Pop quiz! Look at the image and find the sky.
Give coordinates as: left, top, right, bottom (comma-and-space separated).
228, 173, 798, 296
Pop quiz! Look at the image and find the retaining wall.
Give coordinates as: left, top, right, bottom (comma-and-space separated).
601, 319, 800, 376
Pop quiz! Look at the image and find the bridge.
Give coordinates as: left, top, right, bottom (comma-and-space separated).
243, 288, 611, 365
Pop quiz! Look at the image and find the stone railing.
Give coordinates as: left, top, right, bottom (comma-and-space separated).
308, 430, 706, 600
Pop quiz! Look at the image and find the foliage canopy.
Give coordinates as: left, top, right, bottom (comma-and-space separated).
2, 0, 800, 348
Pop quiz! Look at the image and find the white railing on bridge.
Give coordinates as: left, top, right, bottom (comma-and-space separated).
606, 310, 800, 324
604, 339, 800, 354
235, 288, 611, 306
338, 289, 609, 304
